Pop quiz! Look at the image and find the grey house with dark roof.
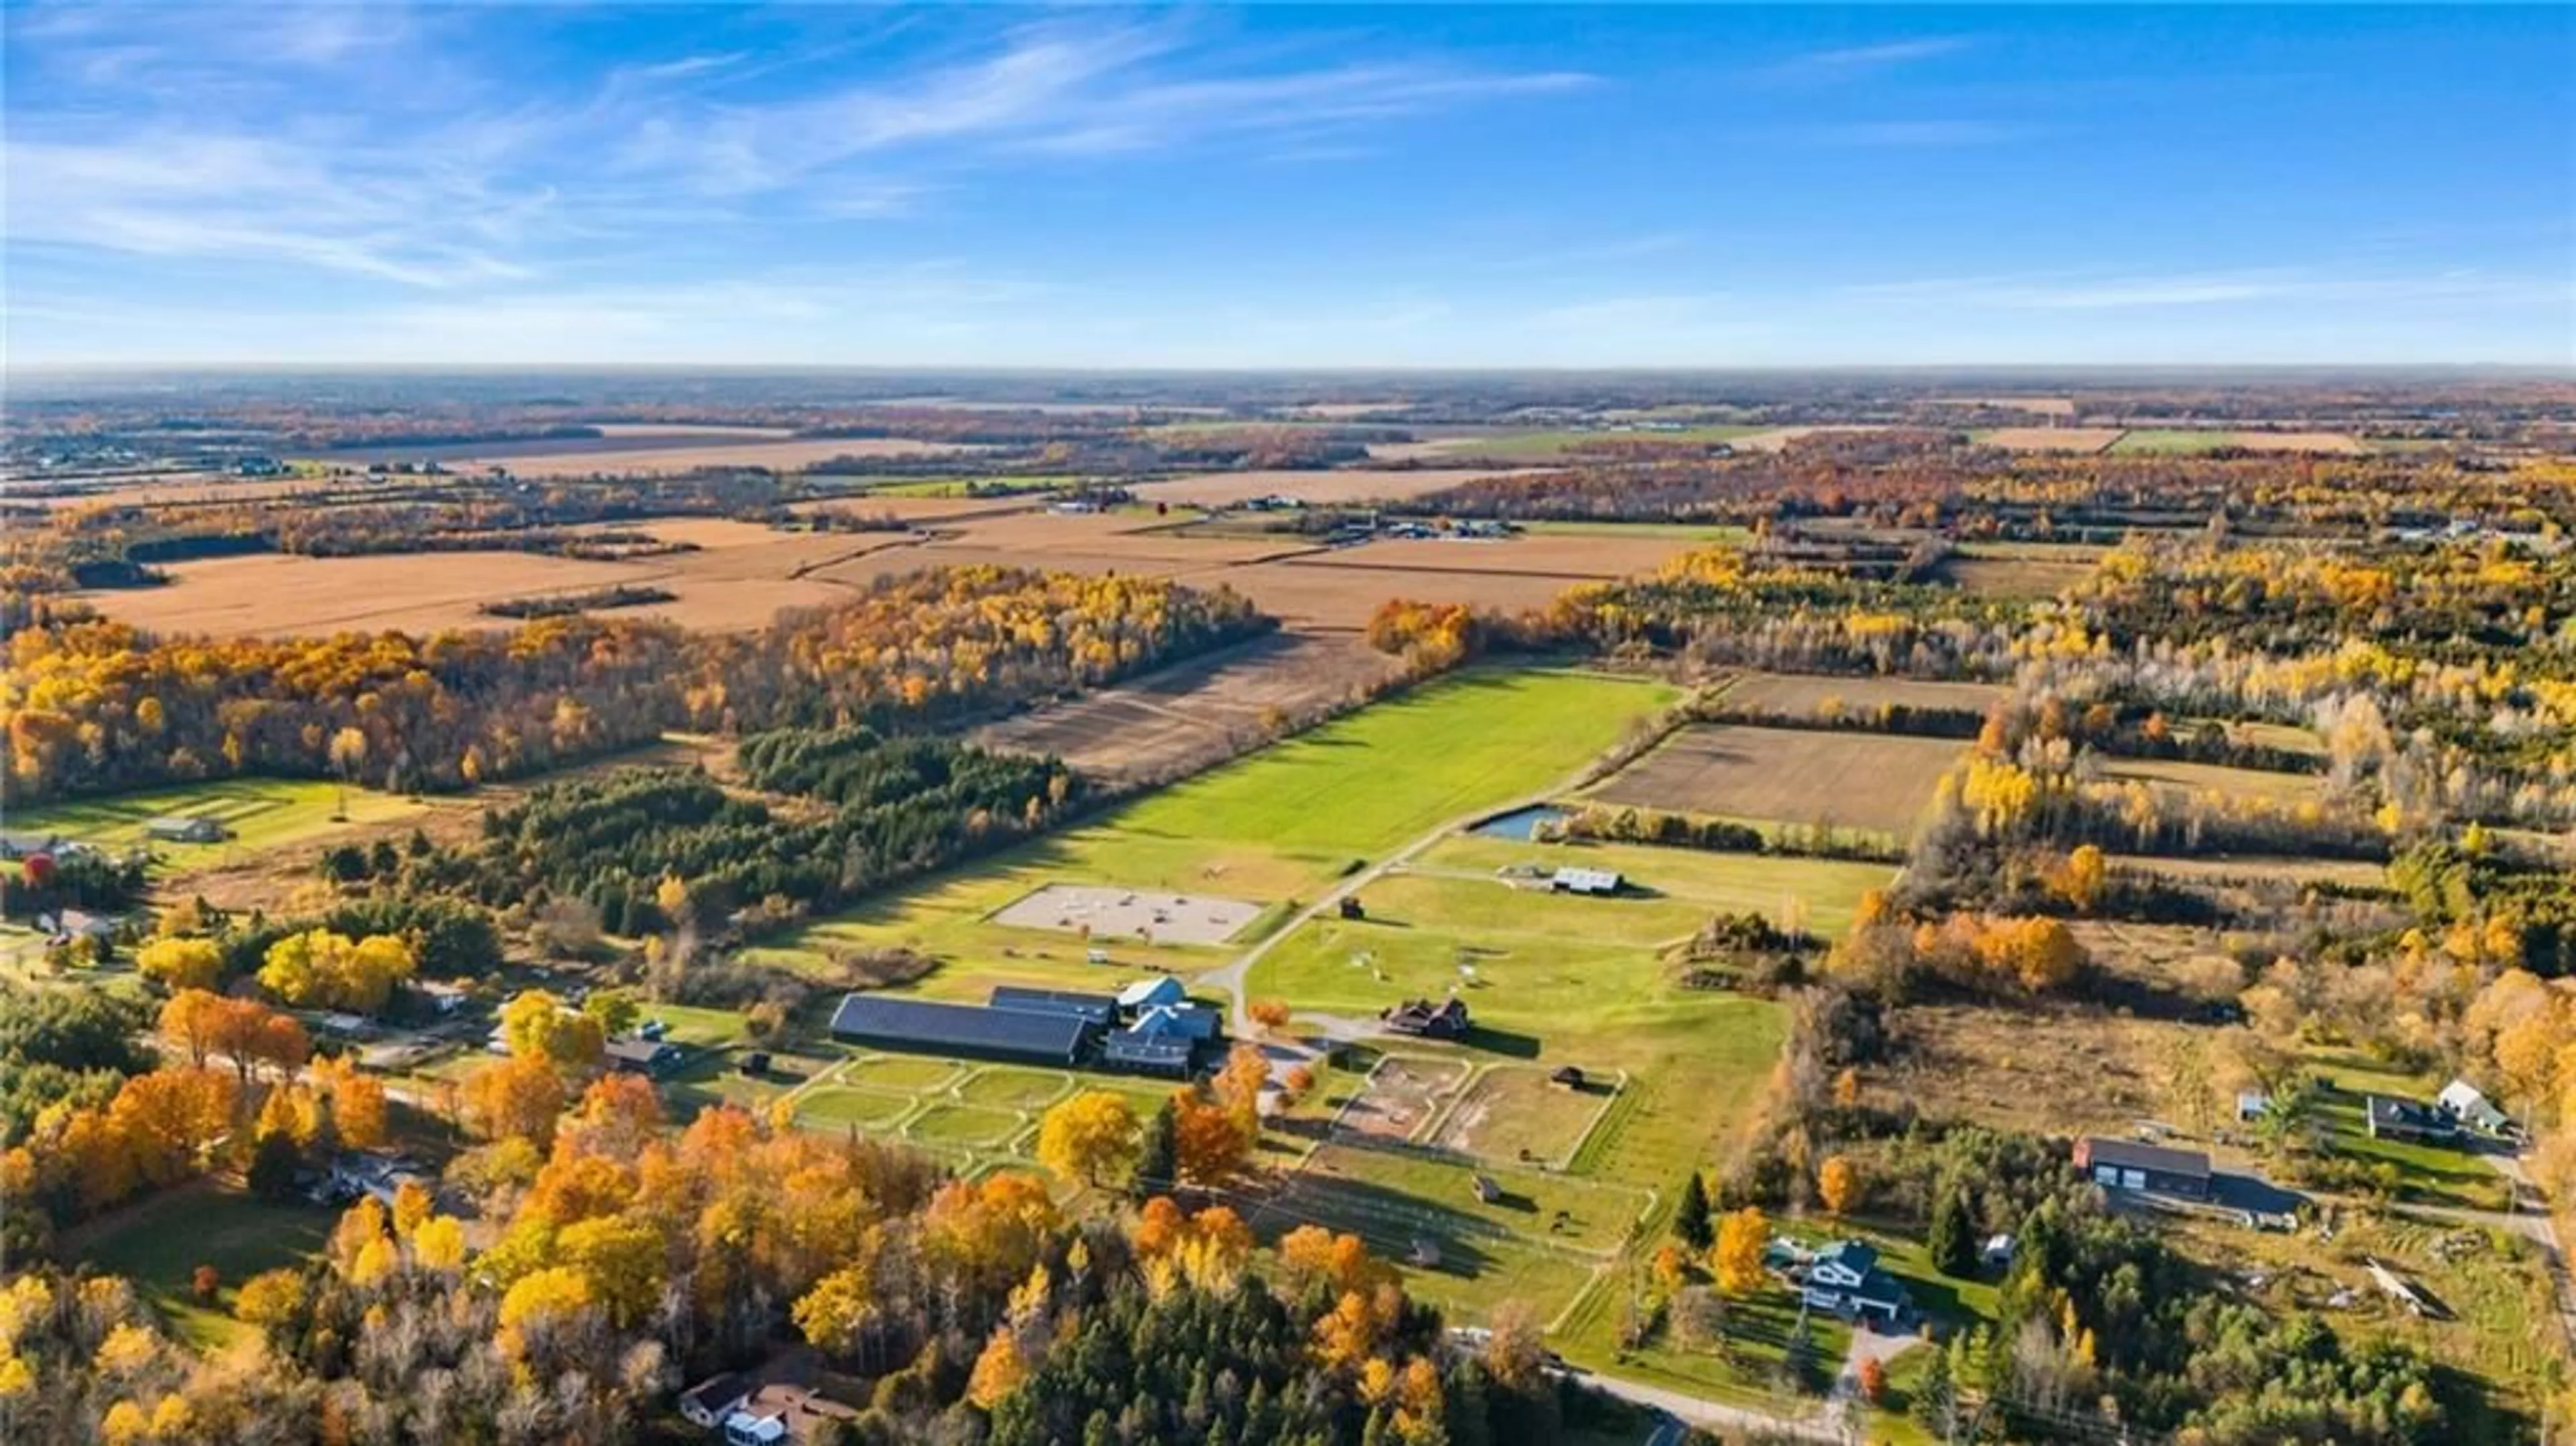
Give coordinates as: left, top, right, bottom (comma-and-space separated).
830, 995, 1092, 1066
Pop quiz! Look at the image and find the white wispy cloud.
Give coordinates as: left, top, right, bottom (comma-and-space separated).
4, 8, 1592, 290
1758, 37, 1970, 81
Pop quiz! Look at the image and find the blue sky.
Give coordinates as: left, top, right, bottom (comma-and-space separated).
5, 4, 2569, 367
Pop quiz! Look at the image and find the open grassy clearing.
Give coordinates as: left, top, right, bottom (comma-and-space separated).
1886, 998, 2210, 1140
2097, 756, 2325, 803
1937, 551, 2102, 598
70, 1185, 334, 1351
7, 776, 429, 855
1415, 836, 1892, 939
1586, 724, 1964, 840
2108, 428, 2363, 455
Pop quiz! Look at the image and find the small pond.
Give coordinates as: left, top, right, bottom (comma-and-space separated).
1472, 804, 1570, 840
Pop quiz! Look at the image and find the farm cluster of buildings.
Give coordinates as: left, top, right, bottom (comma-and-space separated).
828, 975, 1221, 1078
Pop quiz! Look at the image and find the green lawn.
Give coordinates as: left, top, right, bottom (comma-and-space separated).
845, 1054, 965, 1093
794, 1086, 916, 1129
955, 1066, 1075, 1110
910, 1103, 1025, 1147
9, 777, 427, 854
74, 1186, 335, 1351
2308, 1072, 2512, 1212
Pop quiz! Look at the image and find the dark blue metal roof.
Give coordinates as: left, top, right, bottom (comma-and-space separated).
830, 995, 1090, 1060
987, 985, 1119, 1025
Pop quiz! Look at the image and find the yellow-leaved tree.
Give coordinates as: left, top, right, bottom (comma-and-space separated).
1034, 1091, 1141, 1186
1713, 1205, 1770, 1295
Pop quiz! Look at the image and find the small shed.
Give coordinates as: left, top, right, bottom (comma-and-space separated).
1338, 896, 1366, 920
740, 1052, 772, 1077
1471, 1174, 1502, 1204
2235, 1090, 2271, 1123
146, 816, 227, 844
1549, 1065, 1586, 1091
1550, 867, 1624, 897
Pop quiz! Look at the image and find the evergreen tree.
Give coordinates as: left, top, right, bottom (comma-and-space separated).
1911, 1344, 1955, 1429
247, 1129, 303, 1200
1929, 1183, 1976, 1278
1672, 1168, 1713, 1252
1134, 1099, 1180, 1199
1781, 1309, 1818, 1396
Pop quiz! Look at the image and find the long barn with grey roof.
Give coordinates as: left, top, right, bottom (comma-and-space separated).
830, 995, 1093, 1065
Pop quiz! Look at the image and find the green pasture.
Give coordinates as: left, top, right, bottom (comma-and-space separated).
9, 777, 427, 854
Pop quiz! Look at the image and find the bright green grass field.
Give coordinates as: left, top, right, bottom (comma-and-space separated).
1251, 846, 1888, 1037
9, 777, 427, 854
75, 1187, 335, 1351
747, 669, 1678, 983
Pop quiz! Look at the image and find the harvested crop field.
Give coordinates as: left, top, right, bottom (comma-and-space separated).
1727, 425, 1892, 453
1220, 560, 1573, 629
76, 551, 667, 636
1938, 549, 2102, 598
1131, 468, 1517, 507
972, 631, 1405, 783
1978, 427, 2125, 453
1588, 723, 1965, 836
1719, 671, 2003, 715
